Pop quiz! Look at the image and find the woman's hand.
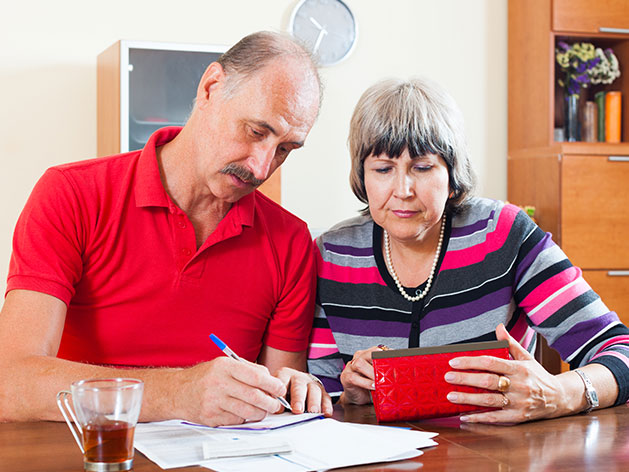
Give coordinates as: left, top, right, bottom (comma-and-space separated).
444, 324, 569, 424
339, 346, 383, 405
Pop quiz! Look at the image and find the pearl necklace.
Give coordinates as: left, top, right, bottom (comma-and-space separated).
383, 217, 445, 303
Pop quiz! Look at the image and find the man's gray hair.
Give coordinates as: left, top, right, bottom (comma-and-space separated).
217, 31, 322, 101
348, 77, 476, 215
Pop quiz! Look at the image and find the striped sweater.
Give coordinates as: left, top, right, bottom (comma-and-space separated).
307, 198, 629, 405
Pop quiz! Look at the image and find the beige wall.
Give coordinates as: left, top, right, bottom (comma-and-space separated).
0, 0, 507, 296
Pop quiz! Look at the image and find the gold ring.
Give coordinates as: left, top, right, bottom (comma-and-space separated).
497, 375, 511, 392
502, 394, 510, 408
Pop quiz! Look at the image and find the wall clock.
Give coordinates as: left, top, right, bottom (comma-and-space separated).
288, 0, 358, 66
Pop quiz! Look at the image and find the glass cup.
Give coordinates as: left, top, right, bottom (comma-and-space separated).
57, 378, 144, 471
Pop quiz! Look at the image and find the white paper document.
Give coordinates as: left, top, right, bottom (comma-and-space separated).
134, 413, 438, 471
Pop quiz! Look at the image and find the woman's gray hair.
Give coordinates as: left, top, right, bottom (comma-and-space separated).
217, 31, 322, 102
348, 77, 476, 215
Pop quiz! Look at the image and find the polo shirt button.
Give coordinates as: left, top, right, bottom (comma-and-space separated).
181, 248, 192, 256
177, 220, 186, 229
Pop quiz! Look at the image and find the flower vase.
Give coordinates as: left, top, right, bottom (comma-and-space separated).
564, 94, 580, 142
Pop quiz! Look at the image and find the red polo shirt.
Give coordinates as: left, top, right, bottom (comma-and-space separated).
7, 127, 315, 366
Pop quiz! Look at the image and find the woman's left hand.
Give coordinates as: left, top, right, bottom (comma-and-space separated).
444, 323, 568, 424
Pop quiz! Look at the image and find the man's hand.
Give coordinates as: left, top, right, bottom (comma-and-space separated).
275, 367, 333, 416
175, 357, 288, 427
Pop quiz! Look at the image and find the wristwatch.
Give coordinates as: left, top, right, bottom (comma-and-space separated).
574, 369, 599, 413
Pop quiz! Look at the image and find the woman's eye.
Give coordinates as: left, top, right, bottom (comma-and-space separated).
414, 165, 431, 172
374, 167, 392, 174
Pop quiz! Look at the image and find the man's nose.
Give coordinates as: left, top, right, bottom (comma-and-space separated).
248, 143, 276, 181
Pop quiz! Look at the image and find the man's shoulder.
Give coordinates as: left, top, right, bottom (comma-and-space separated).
253, 190, 310, 234
52, 151, 140, 179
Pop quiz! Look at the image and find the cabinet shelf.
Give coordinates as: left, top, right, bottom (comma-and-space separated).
552, 33, 629, 143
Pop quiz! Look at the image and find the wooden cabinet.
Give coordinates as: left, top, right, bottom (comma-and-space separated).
552, 0, 629, 33
97, 40, 281, 204
509, 0, 629, 372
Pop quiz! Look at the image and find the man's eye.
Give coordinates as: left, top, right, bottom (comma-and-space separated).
250, 128, 264, 137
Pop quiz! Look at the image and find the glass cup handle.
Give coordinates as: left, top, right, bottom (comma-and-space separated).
56, 390, 85, 454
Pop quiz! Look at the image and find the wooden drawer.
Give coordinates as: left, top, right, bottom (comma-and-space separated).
553, 0, 629, 33
561, 154, 629, 268
582, 270, 629, 326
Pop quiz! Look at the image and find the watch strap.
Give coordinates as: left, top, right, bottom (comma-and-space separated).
574, 368, 599, 413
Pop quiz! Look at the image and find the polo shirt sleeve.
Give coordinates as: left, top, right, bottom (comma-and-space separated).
262, 223, 316, 353
7, 168, 85, 305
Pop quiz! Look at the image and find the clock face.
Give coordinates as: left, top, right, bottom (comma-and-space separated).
289, 0, 357, 66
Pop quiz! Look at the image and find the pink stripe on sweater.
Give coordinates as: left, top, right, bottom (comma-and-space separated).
509, 315, 530, 343
521, 328, 536, 351
521, 266, 582, 308
597, 335, 629, 353
441, 205, 517, 271
309, 327, 337, 345
528, 275, 591, 325
590, 351, 629, 368
318, 258, 385, 285
308, 346, 340, 359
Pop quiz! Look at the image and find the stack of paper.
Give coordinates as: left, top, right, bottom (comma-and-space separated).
134, 413, 438, 471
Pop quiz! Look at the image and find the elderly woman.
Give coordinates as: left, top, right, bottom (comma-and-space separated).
307, 77, 629, 423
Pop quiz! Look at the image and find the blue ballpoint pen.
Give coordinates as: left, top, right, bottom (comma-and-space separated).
209, 333, 293, 412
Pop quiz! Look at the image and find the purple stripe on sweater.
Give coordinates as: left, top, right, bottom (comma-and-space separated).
450, 210, 495, 238
422, 285, 513, 330
515, 232, 555, 282
329, 317, 409, 338
323, 242, 373, 257
550, 311, 617, 358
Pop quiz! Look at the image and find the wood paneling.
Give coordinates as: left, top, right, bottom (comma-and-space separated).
561, 154, 629, 268
583, 270, 629, 325
97, 41, 120, 158
508, 148, 561, 241
508, 0, 554, 151
553, 0, 629, 33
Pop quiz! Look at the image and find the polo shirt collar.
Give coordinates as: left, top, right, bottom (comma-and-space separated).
134, 126, 256, 228
135, 126, 183, 208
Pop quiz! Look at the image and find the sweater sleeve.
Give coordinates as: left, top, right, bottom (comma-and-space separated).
307, 238, 346, 394
511, 206, 629, 405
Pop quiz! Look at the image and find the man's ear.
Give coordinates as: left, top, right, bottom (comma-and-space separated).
196, 62, 225, 108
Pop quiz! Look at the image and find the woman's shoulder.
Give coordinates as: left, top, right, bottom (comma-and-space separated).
454, 197, 527, 224
452, 197, 537, 240
316, 214, 374, 250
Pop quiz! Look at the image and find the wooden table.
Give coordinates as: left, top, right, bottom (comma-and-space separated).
2, 404, 629, 471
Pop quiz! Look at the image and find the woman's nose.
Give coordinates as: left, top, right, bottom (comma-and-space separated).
393, 173, 413, 199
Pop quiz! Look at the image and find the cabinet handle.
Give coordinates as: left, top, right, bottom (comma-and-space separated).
608, 156, 629, 162
599, 27, 629, 34
607, 271, 629, 277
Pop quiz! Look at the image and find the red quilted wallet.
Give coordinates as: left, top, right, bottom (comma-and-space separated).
371, 340, 510, 422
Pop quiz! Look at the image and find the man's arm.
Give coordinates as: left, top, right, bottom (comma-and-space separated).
258, 345, 333, 416
0, 290, 288, 425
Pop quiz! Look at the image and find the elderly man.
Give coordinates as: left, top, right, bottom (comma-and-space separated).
0, 31, 331, 426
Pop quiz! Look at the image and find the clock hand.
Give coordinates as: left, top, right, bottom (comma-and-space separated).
313, 29, 328, 54
309, 16, 324, 30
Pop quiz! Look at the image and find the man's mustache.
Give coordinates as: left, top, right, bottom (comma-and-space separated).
220, 163, 265, 187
